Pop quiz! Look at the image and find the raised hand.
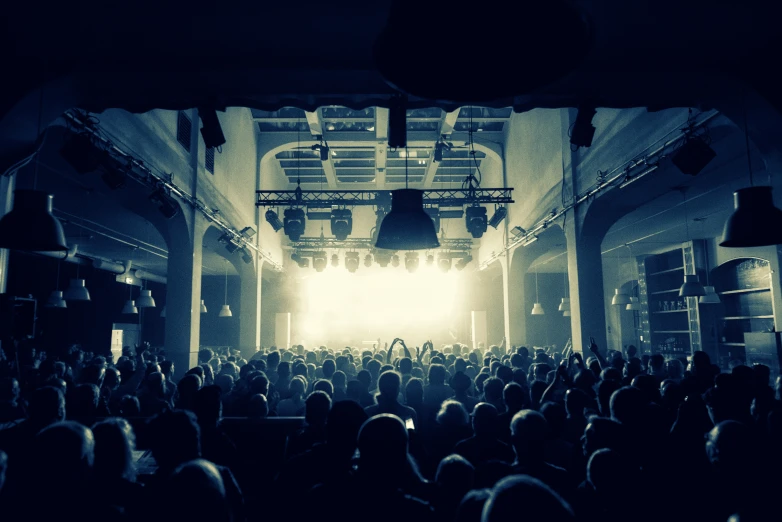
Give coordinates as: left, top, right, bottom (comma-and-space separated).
589, 336, 599, 354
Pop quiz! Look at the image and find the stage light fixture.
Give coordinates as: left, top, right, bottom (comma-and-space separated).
404, 252, 420, 273
388, 95, 407, 148
330, 209, 353, 240
345, 252, 360, 273
313, 251, 327, 272
511, 226, 525, 238
240, 226, 256, 238
266, 210, 284, 232
284, 208, 306, 241
426, 254, 434, 265
434, 141, 445, 162
312, 142, 330, 161
391, 254, 400, 267
241, 249, 253, 264
331, 254, 339, 267
291, 252, 309, 268
60, 133, 105, 174
672, 137, 716, 176
198, 107, 227, 149
149, 188, 180, 219
225, 240, 241, 254
364, 254, 373, 267
438, 256, 451, 273
455, 255, 473, 271
375, 251, 392, 267
425, 207, 441, 234
488, 206, 507, 229
465, 205, 488, 238
570, 106, 597, 148
375, 189, 440, 250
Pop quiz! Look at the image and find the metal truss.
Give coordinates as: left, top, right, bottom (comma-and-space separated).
256, 187, 514, 208
287, 237, 475, 252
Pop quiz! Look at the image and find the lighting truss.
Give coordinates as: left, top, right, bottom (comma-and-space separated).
256, 188, 514, 209
286, 237, 475, 252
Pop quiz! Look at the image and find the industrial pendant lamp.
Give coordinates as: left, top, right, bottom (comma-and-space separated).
611, 289, 631, 306
219, 262, 232, 317
200, 300, 208, 313
558, 271, 570, 313
721, 97, 782, 247
678, 190, 706, 297
375, 147, 440, 250
64, 276, 91, 301
699, 246, 721, 304
626, 297, 640, 311
625, 246, 640, 310
121, 284, 138, 315
531, 266, 545, 315
46, 261, 67, 308
137, 288, 156, 308
563, 310, 571, 317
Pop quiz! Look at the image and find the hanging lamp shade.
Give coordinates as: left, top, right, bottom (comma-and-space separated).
558, 297, 570, 312
719, 186, 782, 247
122, 300, 138, 315
626, 297, 640, 311
679, 274, 706, 297
63, 278, 91, 301
563, 310, 571, 317
219, 304, 233, 318
611, 289, 631, 306
46, 290, 67, 308
699, 286, 721, 304
531, 303, 545, 315
375, 189, 440, 250
137, 289, 156, 308
0, 190, 69, 252
200, 300, 208, 313
160, 305, 166, 318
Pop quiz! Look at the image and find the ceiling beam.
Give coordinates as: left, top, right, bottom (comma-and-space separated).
303, 109, 337, 188
304, 110, 323, 136
423, 108, 461, 188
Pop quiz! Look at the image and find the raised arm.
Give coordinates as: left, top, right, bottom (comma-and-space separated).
588, 336, 608, 371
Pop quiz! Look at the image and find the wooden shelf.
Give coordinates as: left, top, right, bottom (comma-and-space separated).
652, 309, 688, 314
719, 342, 746, 347
653, 330, 691, 334
719, 288, 770, 295
648, 267, 684, 276
650, 289, 681, 295
721, 315, 774, 320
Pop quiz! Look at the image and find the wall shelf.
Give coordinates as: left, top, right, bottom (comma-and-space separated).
719, 342, 746, 347
648, 267, 684, 276
653, 309, 688, 314
650, 289, 681, 295
721, 315, 774, 320
719, 288, 770, 295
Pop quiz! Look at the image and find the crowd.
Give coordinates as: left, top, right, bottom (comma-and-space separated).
0, 336, 779, 522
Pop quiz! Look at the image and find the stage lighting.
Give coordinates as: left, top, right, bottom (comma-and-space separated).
672, 137, 716, 176
364, 254, 373, 267
284, 208, 306, 241
425, 207, 441, 233
488, 207, 507, 229
60, 133, 105, 174
570, 106, 597, 148
266, 210, 284, 232
426, 254, 434, 265
434, 141, 445, 162
225, 240, 241, 254
330, 209, 353, 240
312, 142, 330, 161
241, 249, 253, 264
149, 188, 180, 219
391, 254, 400, 267
198, 108, 227, 149
438, 256, 451, 273
375, 251, 392, 267
345, 252, 360, 273
455, 255, 473, 270
466, 206, 488, 238
291, 252, 309, 268
313, 251, 327, 272
511, 226, 526, 238
331, 254, 339, 267
388, 95, 407, 148
405, 252, 420, 273
240, 226, 256, 238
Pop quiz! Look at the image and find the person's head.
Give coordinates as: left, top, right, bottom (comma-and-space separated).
332, 370, 347, 390
581, 417, 626, 458
609, 386, 646, 430
483, 377, 504, 404
437, 400, 470, 427
248, 394, 269, 418
147, 409, 201, 471
496, 365, 513, 385
428, 364, 447, 386
267, 350, 280, 368
326, 400, 369, 457
194, 385, 223, 426
367, 359, 382, 377
475, 373, 490, 395
198, 348, 214, 364
214, 374, 234, 396
92, 417, 136, 481
314, 379, 334, 398
597, 380, 621, 417
540, 401, 567, 439
510, 410, 548, 461
456, 488, 491, 522
564, 388, 591, 418
289, 375, 306, 397
587, 448, 636, 495
482, 475, 575, 522
648, 353, 665, 374
451, 371, 472, 394
356, 369, 371, 389
219, 361, 237, 380
357, 414, 409, 480
305, 390, 332, 426
509, 353, 523, 369
405, 377, 424, 404
705, 420, 753, 476
322, 359, 336, 379
399, 357, 413, 375
80, 364, 106, 388
471, 402, 499, 437
529, 380, 548, 409
377, 371, 402, 400
600, 367, 623, 382
70, 384, 100, 420
277, 361, 291, 379
166, 459, 230, 522
248, 373, 269, 397
35, 421, 95, 487
0, 377, 20, 402
119, 395, 141, 417
503, 383, 525, 412
436, 454, 475, 496
159, 360, 175, 378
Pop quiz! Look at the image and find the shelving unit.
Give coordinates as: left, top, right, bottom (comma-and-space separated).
711, 258, 775, 369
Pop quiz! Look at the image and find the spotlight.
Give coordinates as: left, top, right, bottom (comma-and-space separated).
60, 133, 105, 174
488, 207, 507, 229
345, 252, 360, 273
465, 206, 488, 238
456, 254, 473, 270
265, 210, 284, 232
284, 208, 306, 241
149, 188, 180, 219
425, 207, 441, 234
434, 141, 445, 162
375, 251, 392, 267
225, 240, 241, 254
364, 254, 373, 267
570, 106, 597, 148
388, 95, 407, 149
511, 226, 526, 238
312, 142, 330, 161
313, 251, 327, 272
330, 209, 353, 240
198, 107, 226, 149
405, 252, 419, 273
331, 254, 339, 267
438, 256, 451, 273
291, 252, 309, 268
391, 254, 400, 267
426, 254, 434, 265
241, 249, 253, 264
240, 226, 256, 238
672, 137, 716, 176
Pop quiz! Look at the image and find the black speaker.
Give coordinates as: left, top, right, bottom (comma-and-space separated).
0, 294, 37, 340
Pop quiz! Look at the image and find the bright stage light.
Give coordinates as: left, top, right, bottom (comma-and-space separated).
299, 262, 460, 344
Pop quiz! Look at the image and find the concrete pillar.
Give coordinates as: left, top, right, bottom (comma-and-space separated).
238, 257, 262, 361
499, 255, 512, 346
0, 174, 14, 293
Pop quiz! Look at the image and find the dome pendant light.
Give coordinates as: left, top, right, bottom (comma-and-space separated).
563, 310, 571, 317
612, 289, 631, 306
699, 247, 721, 304
200, 300, 208, 314
678, 189, 705, 297
531, 266, 545, 315
218, 262, 232, 318
721, 98, 782, 247
137, 288, 156, 308
626, 297, 640, 311
559, 271, 570, 313
121, 284, 138, 315
375, 147, 440, 251
46, 261, 67, 309
64, 278, 91, 301
0, 191, 69, 252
